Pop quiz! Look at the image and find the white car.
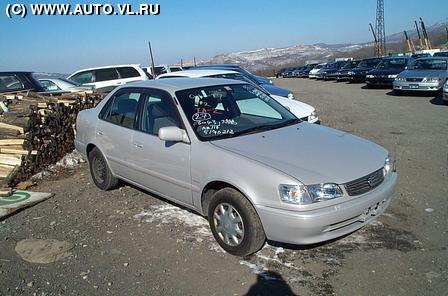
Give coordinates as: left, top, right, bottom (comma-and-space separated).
308, 63, 326, 79
38, 78, 93, 93
67, 65, 149, 92
143, 65, 183, 77
157, 70, 319, 123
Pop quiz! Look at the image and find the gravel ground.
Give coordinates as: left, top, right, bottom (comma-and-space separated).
0, 78, 447, 295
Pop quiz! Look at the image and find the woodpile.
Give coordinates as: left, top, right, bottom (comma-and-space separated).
0, 92, 105, 194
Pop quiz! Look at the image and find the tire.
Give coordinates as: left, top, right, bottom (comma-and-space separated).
208, 188, 265, 256
393, 89, 403, 96
88, 147, 119, 191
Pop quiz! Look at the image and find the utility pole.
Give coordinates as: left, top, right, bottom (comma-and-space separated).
415, 20, 423, 49
194, 57, 197, 67
369, 23, 378, 56
148, 41, 156, 77
375, 0, 386, 56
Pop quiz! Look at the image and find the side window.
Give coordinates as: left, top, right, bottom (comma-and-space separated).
71, 71, 93, 84
95, 68, 119, 82
0, 74, 24, 91
103, 91, 142, 128
40, 80, 60, 91
140, 92, 180, 135
117, 67, 140, 78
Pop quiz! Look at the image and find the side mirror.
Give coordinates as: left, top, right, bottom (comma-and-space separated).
158, 126, 190, 143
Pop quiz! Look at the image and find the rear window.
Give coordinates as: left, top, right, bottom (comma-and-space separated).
117, 67, 140, 78
95, 68, 119, 82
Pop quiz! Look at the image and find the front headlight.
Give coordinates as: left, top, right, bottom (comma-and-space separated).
383, 155, 395, 176
279, 183, 343, 205
269, 79, 273, 84
348, 71, 355, 75
309, 111, 318, 121
366, 74, 375, 78
422, 77, 442, 83
395, 77, 405, 81
279, 184, 312, 204
287, 93, 295, 100
388, 74, 398, 79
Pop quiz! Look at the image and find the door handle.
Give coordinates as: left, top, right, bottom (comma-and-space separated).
96, 131, 104, 136
134, 143, 143, 148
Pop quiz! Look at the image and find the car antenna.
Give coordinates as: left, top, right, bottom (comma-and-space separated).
148, 41, 156, 78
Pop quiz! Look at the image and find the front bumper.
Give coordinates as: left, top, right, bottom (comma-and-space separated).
393, 81, 443, 91
256, 172, 397, 245
365, 77, 395, 86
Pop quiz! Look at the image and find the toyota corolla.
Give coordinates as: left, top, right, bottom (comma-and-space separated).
75, 78, 397, 256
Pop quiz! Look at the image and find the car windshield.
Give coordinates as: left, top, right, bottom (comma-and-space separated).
357, 59, 379, 68
376, 58, 407, 69
176, 84, 299, 141
412, 59, 448, 70
342, 61, 359, 69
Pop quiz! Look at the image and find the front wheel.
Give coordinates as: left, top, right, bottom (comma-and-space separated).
208, 188, 265, 256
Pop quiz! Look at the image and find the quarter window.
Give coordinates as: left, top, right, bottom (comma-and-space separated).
117, 67, 140, 78
0, 74, 24, 91
103, 91, 142, 128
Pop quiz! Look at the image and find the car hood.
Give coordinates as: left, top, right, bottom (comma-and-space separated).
368, 68, 405, 75
398, 69, 446, 78
261, 84, 292, 97
271, 95, 314, 119
211, 123, 387, 185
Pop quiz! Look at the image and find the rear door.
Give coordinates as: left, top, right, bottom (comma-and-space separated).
130, 89, 192, 205
94, 68, 120, 91
116, 66, 146, 84
96, 88, 143, 177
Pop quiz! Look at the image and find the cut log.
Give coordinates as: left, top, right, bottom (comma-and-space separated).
0, 139, 24, 146
0, 122, 24, 134
0, 148, 37, 155
0, 164, 15, 178
0, 155, 22, 166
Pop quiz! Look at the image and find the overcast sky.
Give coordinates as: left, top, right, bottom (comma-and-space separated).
1, 0, 447, 73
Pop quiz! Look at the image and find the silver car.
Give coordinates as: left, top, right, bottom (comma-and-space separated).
75, 78, 397, 256
393, 57, 448, 95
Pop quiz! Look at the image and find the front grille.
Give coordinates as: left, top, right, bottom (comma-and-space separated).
344, 168, 384, 196
406, 77, 423, 82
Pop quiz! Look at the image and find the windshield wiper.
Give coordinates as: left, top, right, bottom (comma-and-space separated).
234, 118, 300, 137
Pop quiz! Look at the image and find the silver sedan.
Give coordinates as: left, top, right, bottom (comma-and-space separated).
75, 78, 397, 256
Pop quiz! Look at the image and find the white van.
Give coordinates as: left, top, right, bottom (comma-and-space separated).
68, 65, 149, 92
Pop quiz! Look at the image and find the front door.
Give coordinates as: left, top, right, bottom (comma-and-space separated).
131, 89, 192, 205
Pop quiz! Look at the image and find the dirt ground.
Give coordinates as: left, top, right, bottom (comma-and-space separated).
0, 78, 447, 296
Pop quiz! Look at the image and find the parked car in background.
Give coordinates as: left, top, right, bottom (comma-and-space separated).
308, 63, 326, 79
194, 64, 272, 85
38, 78, 94, 93
393, 57, 448, 95
298, 63, 319, 78
68, 64, 150, 93
292, 67, 305, 78
411, 53, 431, 59
347, 57, 382, 82
144, 65, 183, 77
316, 61, 348, 80
192, 64, 293, 99
0, 72, 46, 94
443, 80, 448, 103
433, 51, 448, 58
327, 60, 360, 81
275, 68, 288, 78
365, 57, 413, 87
76, 78, 397, 256
157, 69, 319, 123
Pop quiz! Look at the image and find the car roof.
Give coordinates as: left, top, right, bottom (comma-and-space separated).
157, 69, 238, 79
69, 64, 141, 76
0, 71, 34, 75
415, 56, 448, 61
124, 77, 246, 92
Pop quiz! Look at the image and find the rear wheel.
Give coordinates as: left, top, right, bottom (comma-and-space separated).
208, 188, 265, 256
88, 147, 118, 191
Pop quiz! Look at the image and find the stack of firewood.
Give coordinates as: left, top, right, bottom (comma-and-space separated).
0, 92, 104, 195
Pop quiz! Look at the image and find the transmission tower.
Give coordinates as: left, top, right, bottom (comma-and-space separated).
374, 0, 386, 56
